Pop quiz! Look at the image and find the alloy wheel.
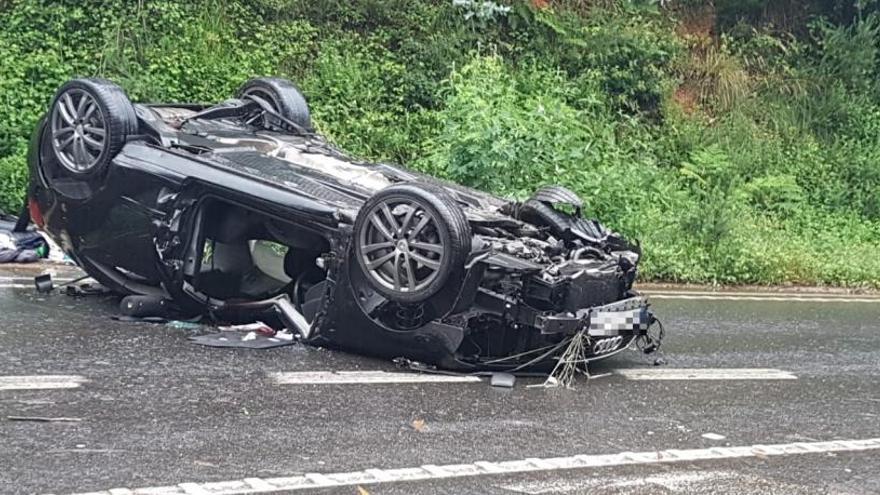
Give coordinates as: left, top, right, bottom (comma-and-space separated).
50, 89, 107, 173
358, 199, 446, 293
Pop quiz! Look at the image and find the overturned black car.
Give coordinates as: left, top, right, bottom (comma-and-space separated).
24, 77, 660, 370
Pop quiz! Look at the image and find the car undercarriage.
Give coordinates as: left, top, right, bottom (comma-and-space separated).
25, 77, 663, 372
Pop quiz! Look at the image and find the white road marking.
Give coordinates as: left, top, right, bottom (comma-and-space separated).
62, 437, 880, 495
641, 289, 878, 297
646, 293, 880, 302
500, 470, 737, 494
0, 375, 88, 391
270, 371, 482, 385
614, 368, 797, 380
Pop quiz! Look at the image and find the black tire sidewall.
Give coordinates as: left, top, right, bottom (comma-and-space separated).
237, 77, 312, 130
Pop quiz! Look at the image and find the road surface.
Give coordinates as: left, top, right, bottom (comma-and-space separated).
1, 266, 878, 494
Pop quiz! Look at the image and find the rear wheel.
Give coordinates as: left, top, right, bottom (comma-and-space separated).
47, 78, 136, 178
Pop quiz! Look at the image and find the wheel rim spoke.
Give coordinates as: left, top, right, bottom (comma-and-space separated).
410, 241, 444, 255
57, 135, 75, 151
392, 252, 402, 290
63, 93, 78, 120
380, 204, 400, 233
369, 214, 395, 241
410, 251, 440, 270
75, 139, 89, 165
399, 203, 417, 232
360, 198, 447, 293
57, 101, 75, 125
84, 125, 105, 137
82, 134, 103, 151
408, 215, 431, 240
81, 102, 97, 121
53, 126, 74, 139
403, 253, 416, 290
70, 139, 82, 166
76, 92, 88, 114
361, 241, 394, 254
366, 251, 396, 270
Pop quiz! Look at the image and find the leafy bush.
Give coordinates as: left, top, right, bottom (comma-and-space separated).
0, 0, 879, 287
302, 36, 438, 165
0, 146, 27, 214
417, 56, 616, 196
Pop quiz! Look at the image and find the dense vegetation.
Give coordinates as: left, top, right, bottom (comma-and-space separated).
1, 0, 879, 287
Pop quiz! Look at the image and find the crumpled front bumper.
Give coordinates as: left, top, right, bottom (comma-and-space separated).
534, 296, 653, 337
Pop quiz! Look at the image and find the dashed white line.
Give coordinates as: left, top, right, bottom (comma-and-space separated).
0, 375, 88, 391
614, 368, 797, 380
270, 371, 482, 385
61, 437, 880, 495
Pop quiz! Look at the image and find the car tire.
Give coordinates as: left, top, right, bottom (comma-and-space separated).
353, 183, 472, 304
237, 77, 312, 130
47, 78, 137, 178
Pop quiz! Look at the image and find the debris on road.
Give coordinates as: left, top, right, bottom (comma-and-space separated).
119, 295, 174, 319
527, 376, 560, 389
33, 273, 53, 293
165, 320, 203, 330
411, 419, 426, 432
33, 273, 92, 294
702, 432, 727, 441
217, 321, 276, 336
64, 282, 108, 297
490, 372, 516, 388
189, 328, 296, 349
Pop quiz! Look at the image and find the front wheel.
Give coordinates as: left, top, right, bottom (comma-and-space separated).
352, 183, 472, 304
237, 77, 311, 131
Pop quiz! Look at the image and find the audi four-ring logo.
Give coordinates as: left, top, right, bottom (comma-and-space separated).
592, 335, 623, 355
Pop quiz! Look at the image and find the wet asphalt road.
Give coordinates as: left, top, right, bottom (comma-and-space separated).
1, 265, 879, 494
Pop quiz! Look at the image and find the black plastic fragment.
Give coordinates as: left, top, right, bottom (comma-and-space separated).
34, 274, 53, 293
119, 295, 172, 318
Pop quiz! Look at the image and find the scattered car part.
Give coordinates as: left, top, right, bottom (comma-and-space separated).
188, 330, 296, 349
489, 372, 516, 388
34, 273, 55, 294
119, 295, 173, 318
64, 282, 108, 297
33, 273, 90, 293
217, 321, 276, 336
